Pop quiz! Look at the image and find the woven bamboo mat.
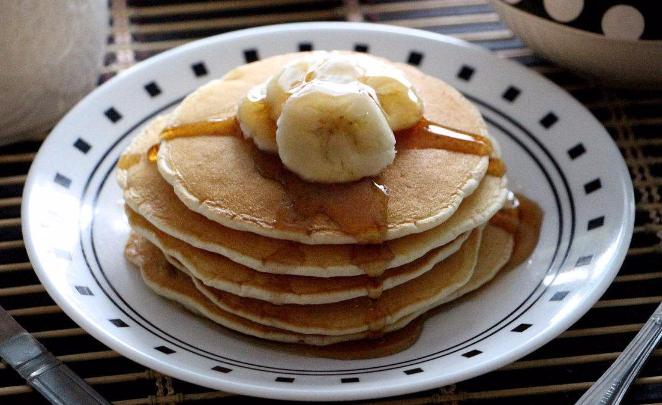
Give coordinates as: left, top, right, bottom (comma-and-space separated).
1, 1, 661, 403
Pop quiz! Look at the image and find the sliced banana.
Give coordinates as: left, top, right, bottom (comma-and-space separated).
238, 52, 423, 181
237, 82, 278, 152
276, 81, 396, 183
265, 54, 321, 121
312, 55, 362, 84
339, 54, 423, 130
263, 52, 422, 132
360, 69, 423, 131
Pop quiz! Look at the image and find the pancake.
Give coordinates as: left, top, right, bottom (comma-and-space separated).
118, 115, 506, 277
116, 50, 541, 359
193, 228, 481, 336
126, 232, 420, 346
439, 224, 514, 305
129, 205, 470, 304
156, 52, 498, 244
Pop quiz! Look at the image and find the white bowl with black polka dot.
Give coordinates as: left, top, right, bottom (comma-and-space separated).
492, 0, 662, 88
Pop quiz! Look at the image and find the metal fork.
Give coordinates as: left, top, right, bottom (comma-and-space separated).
576, 301, 662, 404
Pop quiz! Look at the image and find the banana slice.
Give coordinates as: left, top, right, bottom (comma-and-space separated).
332, 54, 423, 130
238, 52, 423, 179
265, 53, 326, 121
237, 82, 278, 152
276, 81, 396, 183
360, 68, 423, 131
312, 55, 362, 84
265, 52, 422, 132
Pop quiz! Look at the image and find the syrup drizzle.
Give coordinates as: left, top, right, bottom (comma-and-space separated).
500, 193, 543, 270
394, 119, 506, 177
160, 117, 241, 140
116, 153, 141, 170
395, 119, 492, 155
489, 191, 521, 234
251, 149, 390, 244
147, 144, 160, 162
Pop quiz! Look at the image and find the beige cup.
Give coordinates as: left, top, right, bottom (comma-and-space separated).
0, 0, 108, 145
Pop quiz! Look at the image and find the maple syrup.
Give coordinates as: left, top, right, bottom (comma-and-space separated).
250, 148, 391, 244
116, 153, 141, 170
395, 118, 506, 177
350, 243, 396, 278
366, 277, 384, 299
147, 144, 160, 162
489, 192, 542, 269
395, 119, 492, 155
160, 117, 242, 140
487, 158, 507, 177
503, 194, 543, 270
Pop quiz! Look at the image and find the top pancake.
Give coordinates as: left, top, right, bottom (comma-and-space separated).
156, 52, 495, 244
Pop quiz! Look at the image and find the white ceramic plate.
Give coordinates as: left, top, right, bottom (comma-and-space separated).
22, 22, 634, 401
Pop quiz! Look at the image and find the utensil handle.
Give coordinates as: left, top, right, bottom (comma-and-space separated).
26, 353, 111, 405
2, 333, 110, 405
575, 313, 662, 405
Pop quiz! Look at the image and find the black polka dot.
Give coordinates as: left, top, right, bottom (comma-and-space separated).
540, 112, 558, 129
511, 323, 532, 332
550, 291, 569, 301
212, 366, 232, 373
502, 86, 521, 102
462, 349, 482, 358
404, 368, 423, 375
407, 51, 424, 66
109, 319, 129, 328
144, 81, 161, 97
354, 43, 369, 53
73, 138, 91, 154
584, 178, 602, 194
576, 255, 593, 267
298, 42, 313, 51
155, 346, 176, 355
567, 143, 586, 160
341, 377, 359, 383
457, 65, 475, 81
75, 286, 93, 296
587, 216, 605, 230
191, 62, 208, 77
104, 107, 122, 123
244, 49, 259, 63
275, 377, 294, 383
54, 173, 71, 188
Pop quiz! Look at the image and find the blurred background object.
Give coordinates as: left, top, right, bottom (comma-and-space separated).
491, 0, 662, 88
0, 0, 108, 145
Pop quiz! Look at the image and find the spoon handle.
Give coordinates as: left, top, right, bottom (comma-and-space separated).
576, 301, 662, 405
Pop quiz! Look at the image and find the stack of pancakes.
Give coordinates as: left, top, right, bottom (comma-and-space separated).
118, 53, 516, 351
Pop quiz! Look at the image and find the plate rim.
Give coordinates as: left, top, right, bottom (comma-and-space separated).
21, 21, 635, 401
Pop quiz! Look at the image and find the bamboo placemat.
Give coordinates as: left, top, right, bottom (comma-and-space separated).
1, 1, 661, 403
